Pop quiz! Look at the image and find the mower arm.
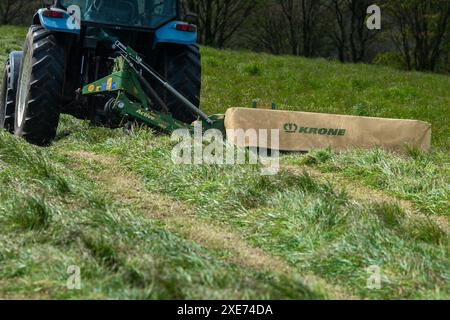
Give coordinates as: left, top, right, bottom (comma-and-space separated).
113, 41, 213, 125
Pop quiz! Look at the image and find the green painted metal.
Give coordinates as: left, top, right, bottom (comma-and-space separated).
81, 54, 225, 134
82, 57, 149, 109
113, 92, 189, 132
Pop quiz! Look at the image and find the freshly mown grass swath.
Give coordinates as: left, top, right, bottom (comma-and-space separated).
53, 118, 449, 300
0, 131, 326, 299
0, 26, 448, 299
283, 148, 450, 216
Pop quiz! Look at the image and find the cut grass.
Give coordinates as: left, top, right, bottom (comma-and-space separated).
0, 26, 448, 299
65, 149, 350, 299
283, 148, 449, 216
53, 120, 449, 299
0, 132, 325, 299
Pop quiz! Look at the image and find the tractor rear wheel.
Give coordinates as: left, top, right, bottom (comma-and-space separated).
15, 25, 65, 146
156, 44, 201, 124
0, 51, 23, 133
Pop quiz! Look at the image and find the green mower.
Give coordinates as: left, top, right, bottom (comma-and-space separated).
0, 0, 223, 146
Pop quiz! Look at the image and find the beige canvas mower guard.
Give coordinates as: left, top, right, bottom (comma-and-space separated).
224, 107, 431, 153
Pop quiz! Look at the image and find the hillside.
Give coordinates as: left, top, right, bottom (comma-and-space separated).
0, 26, 448, 300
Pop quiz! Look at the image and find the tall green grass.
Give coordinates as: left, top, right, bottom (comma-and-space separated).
283, 148, 450, 216
0, 26, 26, 66
54, 120, 449, 299
1, 26, 448, 149
201, 47, 450, 150
0, 26, 448, 299
0, 131, 322, 299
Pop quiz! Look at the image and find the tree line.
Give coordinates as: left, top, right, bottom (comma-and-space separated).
1, 0, 449, 73
181, 0, 449, 73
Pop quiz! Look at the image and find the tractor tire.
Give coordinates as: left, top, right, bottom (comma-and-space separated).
0, 51, 23, 133
15, 25, 65, 146
156, 44, 201, 124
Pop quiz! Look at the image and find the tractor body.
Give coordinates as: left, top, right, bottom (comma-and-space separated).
0, 0, 204, 145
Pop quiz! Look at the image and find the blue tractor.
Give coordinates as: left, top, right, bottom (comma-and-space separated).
0, 0, 202, 145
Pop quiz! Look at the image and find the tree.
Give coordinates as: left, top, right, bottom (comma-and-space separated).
0, 0, 41, 26
387, 0, 450, 71
247, 2, 290, 55
278, 0, 324, 57
0, 0, 26, 25
328, 0, 379, 63
181, 0, 260, 48
347, 0, 378, 62
329, 0, 348, 62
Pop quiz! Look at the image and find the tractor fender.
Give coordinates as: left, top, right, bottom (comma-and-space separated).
34, 8, 80, 35
154, 21, 197, 47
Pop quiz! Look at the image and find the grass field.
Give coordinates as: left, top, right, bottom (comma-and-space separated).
0, 26, 448, 299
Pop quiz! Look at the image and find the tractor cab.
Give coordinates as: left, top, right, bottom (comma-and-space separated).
56, 0, 179, 29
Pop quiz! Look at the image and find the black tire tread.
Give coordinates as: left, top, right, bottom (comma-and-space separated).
0, 54, 21, 133
157, 45, 201, 123
15, 25, 65, 146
